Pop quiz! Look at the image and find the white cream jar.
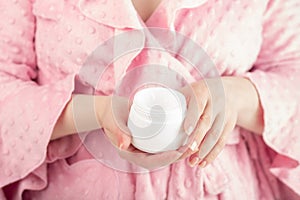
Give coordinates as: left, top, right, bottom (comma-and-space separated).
128, 87, 187, 153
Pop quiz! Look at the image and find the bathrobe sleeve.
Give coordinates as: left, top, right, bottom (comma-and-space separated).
244, 0, 300, 195
0, 0, 75, 188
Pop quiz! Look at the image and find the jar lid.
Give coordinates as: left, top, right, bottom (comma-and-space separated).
132, 87, 186, 113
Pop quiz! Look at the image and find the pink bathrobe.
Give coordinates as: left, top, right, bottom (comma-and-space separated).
0, 0, 300, 199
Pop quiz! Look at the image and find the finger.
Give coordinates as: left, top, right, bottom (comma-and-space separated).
107, 97, 132, 149
179, 83, 208, 135
177, 98, 213, 160
103, 128, 119, 148
188, 113, 223, 166
198, 119, 235, 167
104, 122, 131, 150
178, 100, 213, 162
198, 113, 224, 160
188, 98, 213, 149
177, 141, 199, 160
117, 129, 132, 150
115, 118, 132, 149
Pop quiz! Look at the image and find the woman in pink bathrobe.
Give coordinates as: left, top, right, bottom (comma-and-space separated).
1, 0, 300, 199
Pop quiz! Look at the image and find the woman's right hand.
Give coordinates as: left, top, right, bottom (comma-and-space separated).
98, 95, 187, 170
52, 94, 183, 170
52, 94, 131, 151
96, 95, 132, 150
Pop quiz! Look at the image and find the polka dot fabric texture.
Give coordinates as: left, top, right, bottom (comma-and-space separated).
0, 0, 300, 199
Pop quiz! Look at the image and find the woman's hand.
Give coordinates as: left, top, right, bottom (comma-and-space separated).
179, 76, 263, 167
96, 95, 132, 149
100, 96, 183, 170
116, 140, 183, 170
52, 94, 132, 151
52, 94, 182, 170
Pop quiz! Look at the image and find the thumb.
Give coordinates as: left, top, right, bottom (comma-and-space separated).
116, 125, 132, 150
177, 86, 195, 135
179, 84, 205, 136
104, 125, 131, 151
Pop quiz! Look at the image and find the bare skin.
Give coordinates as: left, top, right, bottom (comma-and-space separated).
51, 0, 264, 169
131, 0, 163, 22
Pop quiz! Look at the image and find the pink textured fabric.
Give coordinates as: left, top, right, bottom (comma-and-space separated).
0, 0, 300, 199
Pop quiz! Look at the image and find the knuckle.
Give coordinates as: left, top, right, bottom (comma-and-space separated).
210, 129, 222, 140
191, 84, 205, 98
209, 132, 219, 142
200, 113, 211, 125
193, 128, 206, 142
197, 99, 206, 110
190, 81, 200, 89
192, 87, 201, 97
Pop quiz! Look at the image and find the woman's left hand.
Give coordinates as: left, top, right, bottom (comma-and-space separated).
178, 77, 243, 167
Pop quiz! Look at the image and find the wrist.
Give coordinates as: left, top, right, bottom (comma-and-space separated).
51, 94, 111, 140
67, 94, 106, 133
51, 97, 77, 140
222, 76, 263, 134
221, 76, 243, 115
95, 95, 111, 127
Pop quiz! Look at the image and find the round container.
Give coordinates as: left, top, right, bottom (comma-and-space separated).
128, 87, 187, 153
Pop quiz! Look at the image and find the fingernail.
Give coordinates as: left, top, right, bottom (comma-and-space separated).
189, 157, 199, 167
189, 141, 198, 151
186, 125, 194, 136
199, 161, 207, 168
